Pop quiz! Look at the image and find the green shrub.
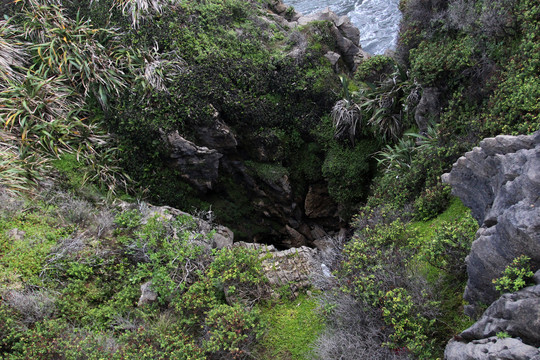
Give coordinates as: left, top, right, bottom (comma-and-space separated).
492, 255, 535, 293
381, 287, 436, 358
410, 36, 475, 86
322, 139, 379, 208
413, 182, 451, 221
417, 216, 478, 280
203, 303, 262, 358
341, 220, 411, 304
355, 55, 395, 83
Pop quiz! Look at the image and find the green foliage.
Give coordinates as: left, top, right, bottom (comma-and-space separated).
245, 161, 289, 183
322, 139, 378, 208
0, 0, 133, 195
493, 255, 535, 293
416, 216, 478, 280
355, 55, 395, 83
381, 288, 436, 358
204, 303, 262, 358
341, 219, 411, 303
413, 182, 451, 221
496, 331, 511, 339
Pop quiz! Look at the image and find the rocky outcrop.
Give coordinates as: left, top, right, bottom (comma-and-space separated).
445, 336, 540, 360
233, 242, 332, 295
296, 8, 368, 71
194, 116, 237, 153
304, 183, 338, 219
164, 130, 222, 192
267, 0, 369, 71
445, 283, 540, 360
442, 132, 540, 310
414, 87, 440, 135
460, 284, 540, 347
137, 281, 158, 307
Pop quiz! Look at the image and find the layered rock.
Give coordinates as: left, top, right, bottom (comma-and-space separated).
233, 241, 332, 294
445, 336, 540, 360
442, 132, 540, 310
445, 283, 540, 360
443, 131, 540, 360
164, 130, 222, 192
460, 284, 540, 347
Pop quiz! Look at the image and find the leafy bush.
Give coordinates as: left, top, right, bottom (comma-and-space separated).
204, 304, 261, 359
381, 288, 436, 358
322, 139, 378, 208
492, 255, 535, 293
416, 216, 478, 280
413, 182, 451, 221
355, 55, 395, 83
410, 36, 475, 86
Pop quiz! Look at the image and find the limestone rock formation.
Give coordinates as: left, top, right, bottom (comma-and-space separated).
137, 281, 158, 307
460, 284, 540, 347
445, 284, 540, 359
233, 242, 331, 294
164, 130, 222, 192
442, 132, 540, 310
445, 336, 540, 360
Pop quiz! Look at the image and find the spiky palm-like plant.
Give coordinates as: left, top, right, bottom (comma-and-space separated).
0, 0, 134, 194
0, 21, 27, 88
331, 76, 364, 144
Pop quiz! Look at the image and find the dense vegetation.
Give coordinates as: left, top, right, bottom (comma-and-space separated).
0, 0, 538, 358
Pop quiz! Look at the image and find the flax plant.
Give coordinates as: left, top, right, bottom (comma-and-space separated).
0, 0, 135, 194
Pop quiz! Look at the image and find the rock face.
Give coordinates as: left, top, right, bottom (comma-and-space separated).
414, 87, 440, 134
304, 183, 338, 219
164, 130, 222, 192
445, 336, 540, 360
443, 132, 540, 360
445, 284, 540, 360
442, 132, 540, 309
233, 241, 332, 294
460, 285, 540, 347
295, 8, 368, 71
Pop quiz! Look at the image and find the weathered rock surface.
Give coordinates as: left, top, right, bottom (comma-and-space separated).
233, 242, 331, 293
460, 285, 540, 347
445, 337, 540, 360
164, 130, 222, 192
193, 107, 237, 153
137, 281, 158, 307
442, 132, 540, 309
295, 8, 367, 71
414, 87, 440, 134
304, 183, 338, 219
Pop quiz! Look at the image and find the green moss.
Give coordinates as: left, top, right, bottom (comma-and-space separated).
0, 205, 71, 286
256, 294, 324, 360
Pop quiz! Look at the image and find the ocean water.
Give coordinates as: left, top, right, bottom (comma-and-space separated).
285, 0, 402, 55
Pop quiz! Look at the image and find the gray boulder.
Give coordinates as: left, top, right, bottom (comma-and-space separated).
164, 130, 223, 192
442, 132, 540, 310
445, 337, 540, 360
460, 285, 540, 347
